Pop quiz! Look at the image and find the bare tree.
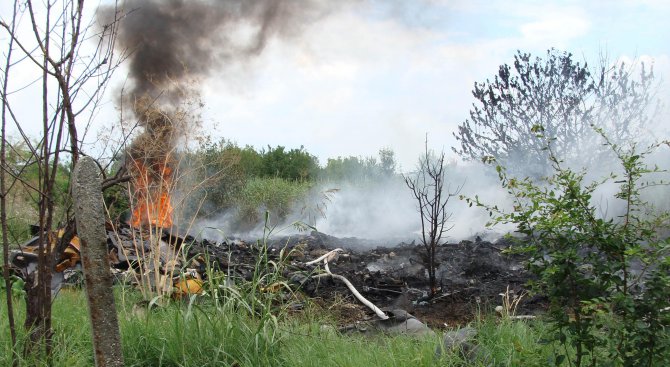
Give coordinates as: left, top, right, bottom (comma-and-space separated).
453, 49, 658, 179
403, 139, 460, 297
1, 2, 19, 364
0, 0, 123, 361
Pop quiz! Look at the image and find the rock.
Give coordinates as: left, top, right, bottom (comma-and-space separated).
435, 326, 492, 365
339, 309, 434, 337
372, 309, 435, 336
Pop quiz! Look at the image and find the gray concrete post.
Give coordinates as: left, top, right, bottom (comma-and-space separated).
72, 157, 124, 367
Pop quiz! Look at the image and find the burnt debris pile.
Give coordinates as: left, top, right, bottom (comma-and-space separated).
9, 224, 536, 327
267, 232, 535, 326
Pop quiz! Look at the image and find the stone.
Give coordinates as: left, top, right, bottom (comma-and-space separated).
435, 326, 492, 365
371, 309, 435, 336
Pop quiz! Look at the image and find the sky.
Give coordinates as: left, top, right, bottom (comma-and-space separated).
2, 0, 669, 171
196, 0, 670, 170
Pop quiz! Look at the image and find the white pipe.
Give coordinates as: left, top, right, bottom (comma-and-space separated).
314, 273, 389, 320
307, 248, 389, 320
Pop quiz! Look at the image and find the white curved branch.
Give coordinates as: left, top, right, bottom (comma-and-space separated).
307, 248, 389, 320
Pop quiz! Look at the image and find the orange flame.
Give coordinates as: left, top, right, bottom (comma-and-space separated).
130, 159, 173, 228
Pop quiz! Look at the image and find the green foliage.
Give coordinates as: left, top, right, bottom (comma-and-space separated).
0, 141, 71, 243
260, 145, 319, 181
179, 139, 322, 222
320, 148, 398, 184
122, 303, 282, 366
191, 140, 320, 183
471, 134, 670, 366
0, 274, 25, 298
476, 317, 551, 366
102, 182, 130, 223
236, 177, 311, 227
180, 138, 249, 220
175, 140, 399, 226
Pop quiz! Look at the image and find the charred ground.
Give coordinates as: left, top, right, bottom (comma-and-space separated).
183, 229, 541, 329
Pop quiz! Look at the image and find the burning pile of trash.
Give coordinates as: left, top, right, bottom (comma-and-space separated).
9, 219, 537, 329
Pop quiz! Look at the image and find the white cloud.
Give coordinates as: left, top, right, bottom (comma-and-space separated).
195, 0, 669, 169
518, 8, 591, 45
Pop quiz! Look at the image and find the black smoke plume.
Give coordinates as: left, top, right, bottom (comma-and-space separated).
100, 0, 338, 102
97, 0, 345, 224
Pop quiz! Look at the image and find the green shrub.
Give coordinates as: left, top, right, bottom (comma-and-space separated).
236, 177, 310, 227
471, 131, 670, 366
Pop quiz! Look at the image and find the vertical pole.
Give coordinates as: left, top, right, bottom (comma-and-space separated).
72, 157, 124, 367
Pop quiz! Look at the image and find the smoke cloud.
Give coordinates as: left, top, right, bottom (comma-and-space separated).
97, 0, 350, 166
97, 0, 352, 219
189, 163, 516, 246
97, 1, 668, 242
101, 0, 339, 102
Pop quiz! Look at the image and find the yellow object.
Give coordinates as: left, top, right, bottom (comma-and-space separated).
173, 278, 203, 298
261, 282, 284, 293
54, 235, 82, 272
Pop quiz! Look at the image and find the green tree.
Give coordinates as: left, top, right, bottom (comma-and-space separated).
378, 147, 397, 177
320, 148, 398, 183
322, 156, 367, 182
260, 145, 318, 181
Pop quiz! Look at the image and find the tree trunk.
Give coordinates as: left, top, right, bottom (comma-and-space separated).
23, 270, 52, 358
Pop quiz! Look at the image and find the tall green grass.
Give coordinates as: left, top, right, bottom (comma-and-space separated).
1, 287, 557, 366
121, 302, 282, 366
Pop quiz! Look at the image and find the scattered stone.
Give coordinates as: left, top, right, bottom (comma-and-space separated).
435, 326, 492, 365
341, 309, 435, 337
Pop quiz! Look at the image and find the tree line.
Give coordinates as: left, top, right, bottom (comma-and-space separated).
173, 140, 399, 227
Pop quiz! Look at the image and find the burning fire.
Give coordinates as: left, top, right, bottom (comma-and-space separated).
127, 98, 178, 229
130, 158, 174, 228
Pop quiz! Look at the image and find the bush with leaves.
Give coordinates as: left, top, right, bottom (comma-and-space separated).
320, 148, 398, 184
236, 177, 311, 228
470, 131, 670, 366
261, 145, 319, 181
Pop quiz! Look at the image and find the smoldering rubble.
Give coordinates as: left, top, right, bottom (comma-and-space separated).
9, 221, 537, 332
